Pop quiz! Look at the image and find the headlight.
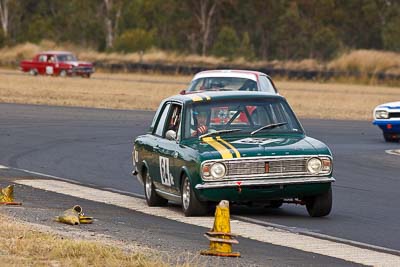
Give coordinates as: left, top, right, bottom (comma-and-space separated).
375, 110, 389, 119
210, 163, 226, 179
307, 158, 322, 174
202, 162, 226, 180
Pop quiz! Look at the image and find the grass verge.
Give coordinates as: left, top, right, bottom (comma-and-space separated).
0, 213, 167, 266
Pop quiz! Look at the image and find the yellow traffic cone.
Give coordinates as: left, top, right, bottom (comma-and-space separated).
0, 185, 22, 205
55, 205, 94, 225
200, 200, 240, 257
56, 205, 82, 225
79, 214, 93, 224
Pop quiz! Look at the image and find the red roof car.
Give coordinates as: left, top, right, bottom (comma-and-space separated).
182, 69, 278, 94
19, 51, 94, 78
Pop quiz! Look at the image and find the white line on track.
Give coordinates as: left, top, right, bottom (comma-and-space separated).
385, 149, 400, 156
0, 165, 9, 169
14, 178, 400, 266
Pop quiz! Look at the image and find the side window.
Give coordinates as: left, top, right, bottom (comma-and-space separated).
188, 79, 205, 92
167, 105, 181, 131
38, 55, 47, 62
154, 103, 171, 136
259, 76, 276, 93
149, 103, 164, 132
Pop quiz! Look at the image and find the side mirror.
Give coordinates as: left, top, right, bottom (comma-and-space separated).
165, 130, 177, 141
179, 89, 186, 95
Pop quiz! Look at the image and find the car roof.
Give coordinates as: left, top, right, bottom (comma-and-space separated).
39, 51, 74, 55
166, 91, 284, 105
192, 69, 269, 81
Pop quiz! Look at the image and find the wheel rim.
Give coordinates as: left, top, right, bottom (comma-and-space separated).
182, 178, 191, 210
145, 174, 152, 199
60, 70, 66, 77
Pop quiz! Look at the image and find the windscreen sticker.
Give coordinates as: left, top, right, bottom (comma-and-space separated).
159, 156, 174, 186
232, 138, 284, 145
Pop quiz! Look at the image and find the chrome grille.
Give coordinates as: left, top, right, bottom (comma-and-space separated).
225, 157, 308, 178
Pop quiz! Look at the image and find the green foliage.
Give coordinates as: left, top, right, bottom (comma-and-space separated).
382, 16, 400, 52
3, 0, 400, 61
212, 26, 240, 59
0, 29, 4, 48
311, 27, 340, 60
114, 29, 155, 53
238, 32, 255, 60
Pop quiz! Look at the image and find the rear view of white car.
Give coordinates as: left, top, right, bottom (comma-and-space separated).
182, 69, 278, 95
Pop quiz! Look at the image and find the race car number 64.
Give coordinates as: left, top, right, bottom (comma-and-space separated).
159, 156, 174, 186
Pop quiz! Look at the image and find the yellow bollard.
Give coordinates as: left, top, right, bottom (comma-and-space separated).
0, 185, 22, 205
200, 200, 240, 257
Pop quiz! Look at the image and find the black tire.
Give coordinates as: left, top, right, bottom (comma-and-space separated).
144, 170, 167, 206
305, 187, 332, 217
383, 133, 398, 142
269, 199, 283, 208
29, 69, 38, 76
181, 175, 208, 216
59, 70, 67, 77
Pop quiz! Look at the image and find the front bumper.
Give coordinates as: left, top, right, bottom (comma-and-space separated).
373, 120, 400, 133
195, 176, 335, 190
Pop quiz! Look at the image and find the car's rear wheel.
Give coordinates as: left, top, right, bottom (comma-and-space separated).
305, 186, 332, 217
181, 175, 208, 216
59, 70, 67, 77
144, 171, 167, 206
383, 133, 399, 142
29, 68, 38, 76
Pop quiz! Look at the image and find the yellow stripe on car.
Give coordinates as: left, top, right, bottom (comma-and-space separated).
202, 137, 233, 159
198, 93, 211, 101
216, 136, 241, 158
191, 95, 203, 102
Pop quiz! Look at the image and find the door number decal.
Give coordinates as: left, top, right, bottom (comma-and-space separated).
159, 156, 174, 186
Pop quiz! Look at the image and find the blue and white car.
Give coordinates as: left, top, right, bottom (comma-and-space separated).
373, 101, 400, 142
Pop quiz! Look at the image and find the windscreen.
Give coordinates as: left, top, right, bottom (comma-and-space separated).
56, 54, 77, 62
187, 77, 258, 92
183, 98, 303, 139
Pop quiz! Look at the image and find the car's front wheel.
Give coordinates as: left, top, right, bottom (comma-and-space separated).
144, 171, 167, 206
181, 175, 208, 216
305, 187, 332, 217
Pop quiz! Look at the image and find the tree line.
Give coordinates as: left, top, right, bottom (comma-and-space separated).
1, 0, 400, 61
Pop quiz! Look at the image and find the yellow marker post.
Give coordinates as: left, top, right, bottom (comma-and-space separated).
0, 185, 22, 205
201, 200, 240, 257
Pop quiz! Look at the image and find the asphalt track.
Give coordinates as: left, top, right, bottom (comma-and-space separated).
0, 103, 399, 255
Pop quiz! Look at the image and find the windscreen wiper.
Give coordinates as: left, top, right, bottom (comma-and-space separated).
250, 122, 288, 135
199, 129, 242, 140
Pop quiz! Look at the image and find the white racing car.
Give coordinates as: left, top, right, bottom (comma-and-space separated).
373, 101, 400, 142
181, 69, 278, 95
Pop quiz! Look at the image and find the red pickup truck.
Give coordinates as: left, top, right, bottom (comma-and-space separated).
19, 51, 95, 78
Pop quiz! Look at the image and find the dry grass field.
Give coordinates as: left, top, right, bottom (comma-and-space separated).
0, 214, 167, 266
2, 41, 400, 75
0, 68, 399, 120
